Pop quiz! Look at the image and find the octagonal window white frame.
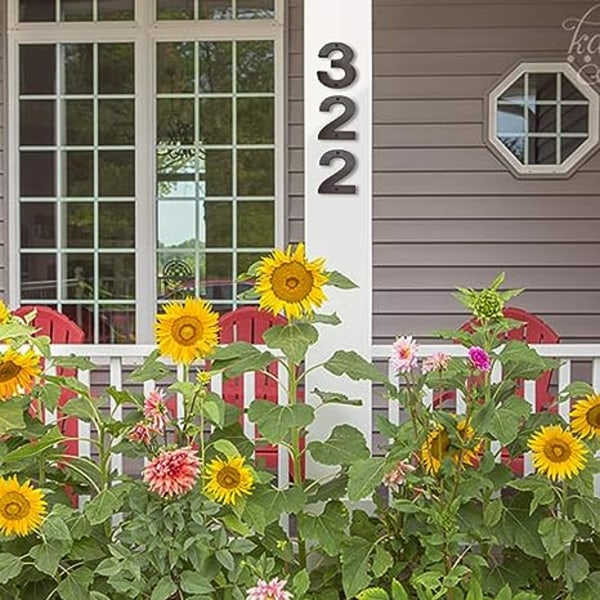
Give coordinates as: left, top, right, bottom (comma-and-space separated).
487, 62, 600, 177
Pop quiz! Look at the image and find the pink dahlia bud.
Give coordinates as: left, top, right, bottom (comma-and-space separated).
142, 447, 201, 498
246, 578, 293, 600
143, 389, 171, 434
129, 422, 153, 445
391, 336, 418, 374
468, 347, 491, 372
382, 461, 417, 492
422, 352, 451, 374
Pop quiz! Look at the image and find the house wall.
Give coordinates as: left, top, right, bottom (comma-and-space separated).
287, 0, 600, 346
0, 1, 6, 299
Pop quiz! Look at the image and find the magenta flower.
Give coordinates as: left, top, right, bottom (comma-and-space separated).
391, 336, 418, 374
468, 347, 491, 372
246, 578, 292, 600
422, 352, 451, 374
143, 389, 171, 433
143, 447, 201, 498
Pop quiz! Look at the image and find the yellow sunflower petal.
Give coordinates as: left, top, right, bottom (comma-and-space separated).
204, 456, 254, 506
0, 476, 47, 537
0, 348, 42, 400
154, 297, 220, 365
528, 425, 588, 481
420, 419, 479, 475
570, 394, 600, 439
0, 301, 11, 325
255, 243, 329, 321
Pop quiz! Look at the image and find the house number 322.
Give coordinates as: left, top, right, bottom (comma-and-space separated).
316, 42, 358, 195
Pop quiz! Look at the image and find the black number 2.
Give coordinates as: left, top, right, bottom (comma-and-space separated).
317, 42, 357, 89
318, 96, 356, 140
318, 150, 357, 195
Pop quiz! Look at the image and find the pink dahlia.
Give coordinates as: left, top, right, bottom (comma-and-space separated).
382, 460, 416, 492
143, 389, 171, 433
142, 447, 200, 498
468, 347, 491, 372
391, 336, 418, 374
129, 422, 153, 445
246, 578, 292, 600
422, 352, 451, 374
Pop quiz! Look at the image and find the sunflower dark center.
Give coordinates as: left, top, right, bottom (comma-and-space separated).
0, 361, 21, 383
586, 405, 600, 428
0, 492, 30, 520
544, 440, 571, 463
271, 262, 313, 302
172, 317, 203, 346
216, 466, 241, 490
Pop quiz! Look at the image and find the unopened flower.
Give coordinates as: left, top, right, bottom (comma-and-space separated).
143, 389, 171, 433
472, 289, 504, 321
468, 347, 491, 372
422, 352, 451, 374
383, 461, 416, 492
129, 422, 153, 445
143, 447, 201, 498
246, 578, 293, 600
391, 336, 418, 374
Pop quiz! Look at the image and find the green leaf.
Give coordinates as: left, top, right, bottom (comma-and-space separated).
61, 397, 97, 423
348, 457, 387, 501
538, 517, 577, 558
129, 349, 170, 382
572, 496, 600, 530
357, 589, 389, 600
56, 566, 93, 600
326, 270, 358, 289
572, 571, 600, 600
324, 350, 387, 384
311, 312, 342, 325
263, 323, 318, 364
372, 546, 393, 578
0, 554, 23, 584
499, 342, 556, 381
151, 581, 178, 600
210, 342, 257, 362
212, 439, 241, 458
202, 392, 225, 428
559, 382, 595, 402
215, 549, 235, 571
245, 486, 306, 527
313, 388, 362, 407
297, 500, 350, 556
0, 401, 26, 434
292, 569, 310, 597
52, 355, 97, 370
483, 498, 503, 527
30, 543, 63, 576
83, 489, 122, 525
308, 424, 370, 466
3, 427, 64, 463
341, 536, 373, 598
35, 381, 62, 411
566, 553, 589, 587
247, 400, 314, 444
41, 512, 72, 544
90, 593, 111, 600
498, 494, 545, 559
179, 571, 214, 595
466, 580, 483, 600
391, 580, 410, 600
494, 585, 512, 600
487, 409, 522, 445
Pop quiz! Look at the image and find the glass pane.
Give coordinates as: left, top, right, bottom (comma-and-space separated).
237, 0, 274, 19
498, 136, 525, 163
21, 152, 55, 197
528, 104, 557, 134
561, 105, 588, 134
205, 201, 232, 247
157, 98, 195, 145
157, 152, 196, 198
98, 0, 134, 20
158, 201, 196, 248
562, 75, 586, 101
237, 41, 274, 93
198, 42, 232, 93
99, 305, 135, 343
204, 150, 232, 196
65, 100, 93, 146
99, 44, 134, 94
64, 44, 93, 95
157, 0, 194, 19
237, 251, 262, 293
561, 137, 586, 161
528, 73, 557, 102
157, 42, 194, 94
237, 150, 274, 196
64, 202, 94, 248
21, 255, 57, 299
99, 202, 135, 248
20, 100, 55, 146
65, 151, 94, 197
499, 76, 525, 104
99, 99, 135, 145
496, 104, 525, 135
204, 253, 232, 301
99, 254, 135, 298
199, 0, 232, 19
237, 201, 274, 248
19, 0, 55, 21
64, 254, 95, 299
21, 203, 56, 248
199, 98, 232, 145
237, 97, 274, 144
158, 253, 196, 300
20, 45, 55, 95
63, 305, 94, 342
62, 0, 93, 20
99, 151, 135, 196
528, 137, 557, 165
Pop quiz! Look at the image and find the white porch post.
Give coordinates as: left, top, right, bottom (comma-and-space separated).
303, 0, 373, 477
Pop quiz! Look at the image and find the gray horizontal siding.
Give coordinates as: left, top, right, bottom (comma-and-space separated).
0, 0, 5, 300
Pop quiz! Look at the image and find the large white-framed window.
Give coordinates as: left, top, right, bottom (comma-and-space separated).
7, 0, 285, 343
487, 63, 600, 177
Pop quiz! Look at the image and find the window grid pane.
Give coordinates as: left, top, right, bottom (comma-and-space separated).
156, 0, 274, 20
19, 0, 135, 21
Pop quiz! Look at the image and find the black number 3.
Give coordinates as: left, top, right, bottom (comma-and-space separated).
318, 150, 357, 195
317, 42, 357, 89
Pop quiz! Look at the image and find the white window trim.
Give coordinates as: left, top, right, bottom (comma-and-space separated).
486, 62, 600, 177
7, 0, 286, 343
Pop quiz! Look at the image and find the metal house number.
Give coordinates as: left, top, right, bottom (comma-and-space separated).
316, 42, 358, 194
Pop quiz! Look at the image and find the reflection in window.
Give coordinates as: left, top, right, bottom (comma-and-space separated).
19, 0, 134, 21
156, 0, 274, 20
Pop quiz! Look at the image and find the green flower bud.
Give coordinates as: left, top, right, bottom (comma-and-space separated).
472, 289, 504, 320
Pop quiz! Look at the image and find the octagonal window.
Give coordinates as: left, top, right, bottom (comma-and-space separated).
487, 63, 599, 176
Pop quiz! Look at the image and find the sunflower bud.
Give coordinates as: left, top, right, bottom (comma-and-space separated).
472, 289, 504, 321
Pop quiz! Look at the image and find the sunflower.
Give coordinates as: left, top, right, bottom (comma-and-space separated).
204, 456, 254, 506
570, 394, 600, 439
0, 348, 41, 400
0, 476, 47, 537
421, 419, 479, 475
154, 297, 220, 365
0, 301, 11, 325
255, 243, 329, 320
528, 425, 588, 481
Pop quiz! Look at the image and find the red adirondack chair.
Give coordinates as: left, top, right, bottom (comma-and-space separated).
218, 306, 304, 476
